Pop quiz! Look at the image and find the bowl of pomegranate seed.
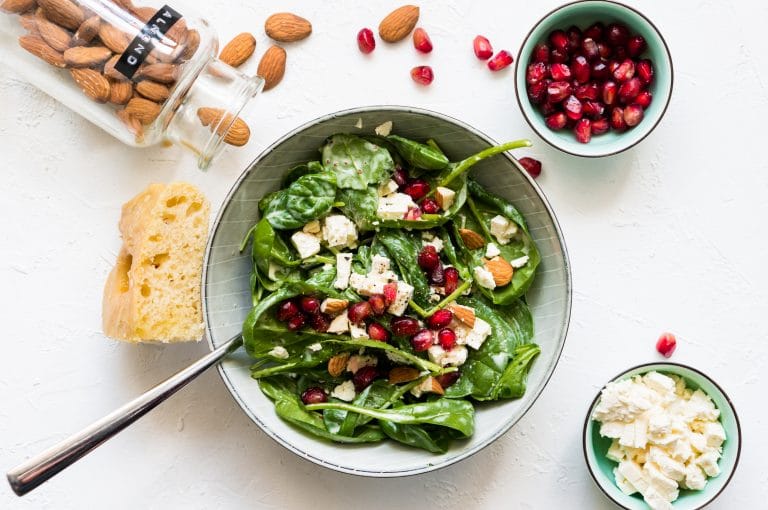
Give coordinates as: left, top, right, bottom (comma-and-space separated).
515, 0, 673, 157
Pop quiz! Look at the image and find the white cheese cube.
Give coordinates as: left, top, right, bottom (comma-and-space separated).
349, 322, 369, 339
643, 461, 679, 501
509, 255, 530, 268
268, 346, 289, 359
322, 214, 358, 249
619, 416, 649, 449
290, 231, 321, 259
427, 345, 446, 366
618, 460, 651, 495
346, 354, 377, 374
465, 317, 492, 350
334, 253, 353, 290
648, 447, 686, 482
435, 186, 456, 210
387, 282, 413, 316
490, 215, 510, 239
443, 346, 468, 366
686, 390, 720, 421
473, 266, 497, 289
370, 255, 391, 276
613, 467, 637, 495
307, 343, 322, 352
703, 421, 726, 448
327, 310, 350, 334
485, 243, 501, 258
644, 490, 675, 510
423, 237, 444, 252
669, 437, 693, 463
644, 371, 676, 396
331, 380, 356, 402
682, 463, 707, 490
378, 179, 399, 197
606, 439, 626, 463
600, 421, 629, 439
349, 273, 385, 296
696, 449, 721, 477
302, 219, 321, 234
374, 120, 393, 136
377, 193, 416, 220
688, 432, 708, 453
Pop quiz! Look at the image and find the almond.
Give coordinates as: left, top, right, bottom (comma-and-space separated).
257, 45, 286, 91
63, 45, 111, 67
484, 257, 513, 286
1, 0, 36, 14
180, 28, 200, 61
219, 32, 256, 68
18, 34, 65, 67
125, 96, 161, 124
116, 108, 144, 143
418, 376, 445, 395
379, 5, 419, 43
135, 80, 169, 102
264, 12, 312, 42
447, 303, 475, 328
108, 79, 132, 105
19, 14, 39, 34
97, 23, 129, 54
327, 352, 350, 377
135, 63, 178, 84
72, 15, 99, 46
36, 16, 71, 52
69, 68, 110, 102
37, 0, 83, 30
196, 107, 250, 147
388, 367, 421, 384
103, 54, 127, 80
320, 298, 348, 315
459, 228, 485, 250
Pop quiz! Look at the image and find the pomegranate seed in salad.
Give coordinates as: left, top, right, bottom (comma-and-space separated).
347, 301, 372, 324
300, 296, 321, 315
353, 366, 379, 391
390, 316, 420, 337
421, 197, 440, 214
367, 322, 391, 342
444, 267, 460, 295
277, 300, 300, 322
411, 329, 434, 351
427, 309, 453, 329
437, 328, 457, 350
383, 282, 398, 306
286, 313, 307, 331
301, 387, 327, 405
368, 294, 387, 316
417, 245, 440, 271
403, 179, 430, 200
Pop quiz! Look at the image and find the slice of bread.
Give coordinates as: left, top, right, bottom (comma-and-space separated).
103, 182, 210, 343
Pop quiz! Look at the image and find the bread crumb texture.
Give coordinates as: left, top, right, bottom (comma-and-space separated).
102, 182, 210, 343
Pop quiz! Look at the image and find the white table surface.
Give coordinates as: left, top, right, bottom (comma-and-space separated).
2, 1, 767, 508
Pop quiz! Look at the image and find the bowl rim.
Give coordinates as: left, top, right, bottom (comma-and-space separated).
514, 0, 675, 158
582, 361, 742, 509
202, 105, 573, 477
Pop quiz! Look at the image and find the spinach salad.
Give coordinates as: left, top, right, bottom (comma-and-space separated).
240, 132, 541, 452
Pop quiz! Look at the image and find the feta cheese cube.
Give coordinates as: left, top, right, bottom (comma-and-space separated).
644, 371, 676, 396
307, 343, 322, 352
703, 421, 726, 448
322, 214, 358, 249
606, 439, 626, 463
619, 416, 649, 449
378, 179, 399, 197
349, 273, 385, 296
696, 449, 721, 477
346, 354, 377, 374
489, 215, 518, 244
682, 463, 707, 490
688, 432, 708, 453
510, 255, 530, 268
327, 310, 350, 334
465, 317, 492, 350
370, 255, 391, 276
473, 266, 497, 289
334, 253, 353, 290
427, 345, 445, 365
290, 231, 321, 259
374, 120, 392, 136
303, 220, 321, 234
387, 282, 413, 316
435, 186, 456, 210
349, 322, 369, 339
644, 490, 675, 510
685, 389, 720, 422
669, 437, 693, 463
613, 467, 638, 495
485, 243, 501, 258
377, 193, 416, 220
268, 346, 289, 359
331, 380, 356, 402
648, 446, 686, 482
423, 237, 444, 252
618, 460, 651, 494
444, 346, 468, 366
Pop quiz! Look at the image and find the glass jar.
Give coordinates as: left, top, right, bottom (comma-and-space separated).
0, 0, 263, 169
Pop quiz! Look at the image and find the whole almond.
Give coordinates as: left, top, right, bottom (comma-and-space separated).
257, 45, 286, 91
320, 298, 348, 315
219, 32, 256, 68
447, 303, 476, 328
37, 0, 83, 30
328, 352, 351, 378
135, 80, 169, 102
103, 54, 127, 80
125, 96, 161, 124
379, 5, 419, 43
484, 257, 513, 286
63, 45, 111, 67
72, 15, 99, 46
418, 376, 445, 395
389, 367, 421, 384
459, 228, 486, 250
36, 17, 71, 52
196, 107, 250, 147
18, 34, 65, 67
108, 79, 132, 105
265, 12, 312, 42
98, 23, 129, 53
69, 68, 110, 102
180, 28, 200, 61
19, 14, 39, 34
1, 0, 36, 14
116, 108, 144, 143
135, 63, 178, 84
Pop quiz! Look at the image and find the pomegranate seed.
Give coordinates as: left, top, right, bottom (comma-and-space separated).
563, 95, 583, 120
618, 77, 642, 103
540, 101, 557, 115
473, 35, 493, 60
584, 22, 604, 41
606, 23, 629, 46
410, 65, 434, 85
526, 62, 548, 84
533, 43, 550, 63
436, 370, 460, 389
545, 111, 568, 130
383, 283, 397, 305
549, 29, 569, 52
390, 316, 420, 337
575, 82, 599, 101
591, 117, 610, 135
287, 313, 307, 331
591, 60, 610, 80
404, 206, 421, 221
582, 38, 599, 61
656, 332, 677, 358
571, 55, 591, 83
582, 100, 605, 119
357, 28, 375, 54
597, 42, 612, 59
277, 300, 300, 322
623, 104, 644, 127
429, 263, 445, 285
566, 26, 582, 52
421, 198, 440, 214
602, 80, 618, 105
627, 35, 646, 57
410, 329, 434, 351
353, 366, 378, 391
527, 81, 547, 104
488, 50, 513, 71
427, 309, 453, 329
301, 387, 327, 405
412, 27, 433, 53
403, 179, 430, 200
348, 301, 372, 324
634, 90, 653, 108
636, 59, 654, 84
550, 47, 568, 63
519, 157, 542, 178
608, 60, 620, 75
444, 267, 460, 294
612, 59, 635, 82
613, 46, 628, 60
547, 81, 572, 103
368, 294, 387, 316
550, 63, 571, 81
310, 313, 330, 332
610, 107, 627, 131
392, 166, 408, 187
437, 328, 457, 350
417, 245, 441, 271
367, 322, 390, 342
574, 118, 591, 143
300, 296, 321, 315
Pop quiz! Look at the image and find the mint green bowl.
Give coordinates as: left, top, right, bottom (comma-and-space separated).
515, 0, 673, 157
583, 363, 741, 509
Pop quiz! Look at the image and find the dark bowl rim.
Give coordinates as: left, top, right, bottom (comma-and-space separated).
513, 0, 675, 158
581, 361, 742, 509
202, 105, 573, 478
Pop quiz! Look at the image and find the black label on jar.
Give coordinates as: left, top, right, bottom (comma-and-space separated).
114, 5, 183, 80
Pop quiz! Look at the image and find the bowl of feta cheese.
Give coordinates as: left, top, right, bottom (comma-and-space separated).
584, 363, 741, 510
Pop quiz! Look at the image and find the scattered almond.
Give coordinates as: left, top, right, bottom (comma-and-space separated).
63, 45, 111, 67
108, 79, 132, 105
459, 228, 486, 250
135, 63, 179, 84
418, 376, 445, 395
219, 32, 256, 67
125, 96, 161, 124
135, 80, 170, 102
264, 12, 312, 42
196, 107, 250, 147
72, 15, 99, 46
116, 108, 144, 142
320, 298, 348, 315
37, 0, 83, 30
1, 0, 36, 14
379, 5, 419, 43
257, 45, 286, 91
69, 68, 110, 103
388, 367, 421, 384
97, 23, 129, 54
328, 352, 351, 377
18, 34, 65, 67
447, 303, 476, 328
484, 257, 513, 286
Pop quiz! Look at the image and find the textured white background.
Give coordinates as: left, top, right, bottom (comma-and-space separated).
1, 1, 767, 508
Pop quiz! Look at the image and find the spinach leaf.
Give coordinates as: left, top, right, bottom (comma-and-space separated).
492, 344, 541, 399
387, 135, 449, 171
337, 186, 378, 230
265, 174, 337, 229
379, 420, 456, 453
324, 381, 398, 435
282, 161, 323, 188
322, 134, 394, 190
377, 230, 431, 307
467, 178, 529, 233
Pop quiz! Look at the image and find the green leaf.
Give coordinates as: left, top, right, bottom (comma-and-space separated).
265, 174, 337, 229
281, 161, 323, 188
492, 344, 541, 399
377, 230, 431, 307
379, 421, 454, 453
322, 134, 394, 190
467, 179, 529, 233
387, 135, 449, 170
337, 186, 379, 231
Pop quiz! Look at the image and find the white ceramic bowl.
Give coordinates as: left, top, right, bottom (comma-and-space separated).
202, 106, 572, 476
